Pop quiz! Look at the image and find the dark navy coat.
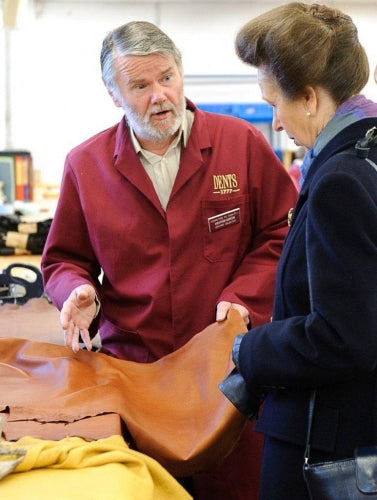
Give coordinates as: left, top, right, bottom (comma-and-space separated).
239, 117, 377, 459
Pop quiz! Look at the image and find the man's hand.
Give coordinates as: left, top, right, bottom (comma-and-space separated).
60, 284, 98, 352
216, 301, 250, 326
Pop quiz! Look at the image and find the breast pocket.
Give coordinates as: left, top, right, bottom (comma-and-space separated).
201, 195, 251, 262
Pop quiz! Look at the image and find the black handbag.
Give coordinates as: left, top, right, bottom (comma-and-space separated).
303, 389, 377, 499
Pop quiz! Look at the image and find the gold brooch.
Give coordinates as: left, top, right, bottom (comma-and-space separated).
288, 208, 294, 227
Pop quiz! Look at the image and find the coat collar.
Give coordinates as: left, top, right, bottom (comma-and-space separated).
300, 118, 377, 198
287, 118, 377, 230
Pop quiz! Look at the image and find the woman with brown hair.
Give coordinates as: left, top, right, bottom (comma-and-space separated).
222, 3, 377, 498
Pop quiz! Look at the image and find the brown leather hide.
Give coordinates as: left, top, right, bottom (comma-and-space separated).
0, 308, 247, 477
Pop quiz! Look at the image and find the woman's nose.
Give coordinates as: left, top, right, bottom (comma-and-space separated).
272, 115, 283, 132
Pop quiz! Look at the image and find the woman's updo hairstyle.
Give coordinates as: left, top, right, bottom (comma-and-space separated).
236, 2, 369, 104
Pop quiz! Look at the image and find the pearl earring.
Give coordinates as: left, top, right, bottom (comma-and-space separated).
306, 111, 311, 116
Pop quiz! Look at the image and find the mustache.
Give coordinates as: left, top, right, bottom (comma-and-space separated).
148, 103, 175, 117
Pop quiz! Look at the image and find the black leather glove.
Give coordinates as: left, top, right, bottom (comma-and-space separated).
219, 334, 265, 420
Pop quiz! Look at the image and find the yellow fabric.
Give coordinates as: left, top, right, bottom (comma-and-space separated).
0, 435, 192, 500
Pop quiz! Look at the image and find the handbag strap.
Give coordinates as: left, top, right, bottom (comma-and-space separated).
304, 126, 377, 466
304, 217, 316, 466
304, 389, 316, 465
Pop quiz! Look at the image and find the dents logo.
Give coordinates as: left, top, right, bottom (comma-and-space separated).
212, 174, 240, 194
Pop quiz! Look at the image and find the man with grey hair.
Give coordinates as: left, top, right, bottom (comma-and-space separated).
42, 21, 298, 499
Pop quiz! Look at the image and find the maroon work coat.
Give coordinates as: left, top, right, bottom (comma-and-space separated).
42, 99, 298, 361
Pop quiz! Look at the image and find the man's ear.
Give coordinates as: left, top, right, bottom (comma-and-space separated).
104, 82, 122, 108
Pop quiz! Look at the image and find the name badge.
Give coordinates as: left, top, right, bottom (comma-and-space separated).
208, 208, 240, 232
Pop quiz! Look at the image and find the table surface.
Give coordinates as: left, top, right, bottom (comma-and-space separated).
0, 254, 42, 271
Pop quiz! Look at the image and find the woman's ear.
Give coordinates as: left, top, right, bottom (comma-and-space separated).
303, 85, 317, 116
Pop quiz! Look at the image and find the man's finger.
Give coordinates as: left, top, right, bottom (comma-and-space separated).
80, 329, 93, 351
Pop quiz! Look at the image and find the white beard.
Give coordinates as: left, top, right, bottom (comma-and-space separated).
121, 94, 186, 144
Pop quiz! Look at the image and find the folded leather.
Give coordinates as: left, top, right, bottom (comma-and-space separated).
0, 308, 247, 478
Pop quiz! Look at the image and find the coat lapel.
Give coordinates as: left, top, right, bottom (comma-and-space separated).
113, 120, 166, 216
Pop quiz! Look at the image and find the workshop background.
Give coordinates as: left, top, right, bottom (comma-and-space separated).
1, 0, 377, 188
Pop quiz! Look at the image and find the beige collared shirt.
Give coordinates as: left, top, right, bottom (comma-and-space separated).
129, 109, 194, 210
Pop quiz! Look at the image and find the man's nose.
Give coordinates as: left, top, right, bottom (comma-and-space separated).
150, 83, 167, 105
